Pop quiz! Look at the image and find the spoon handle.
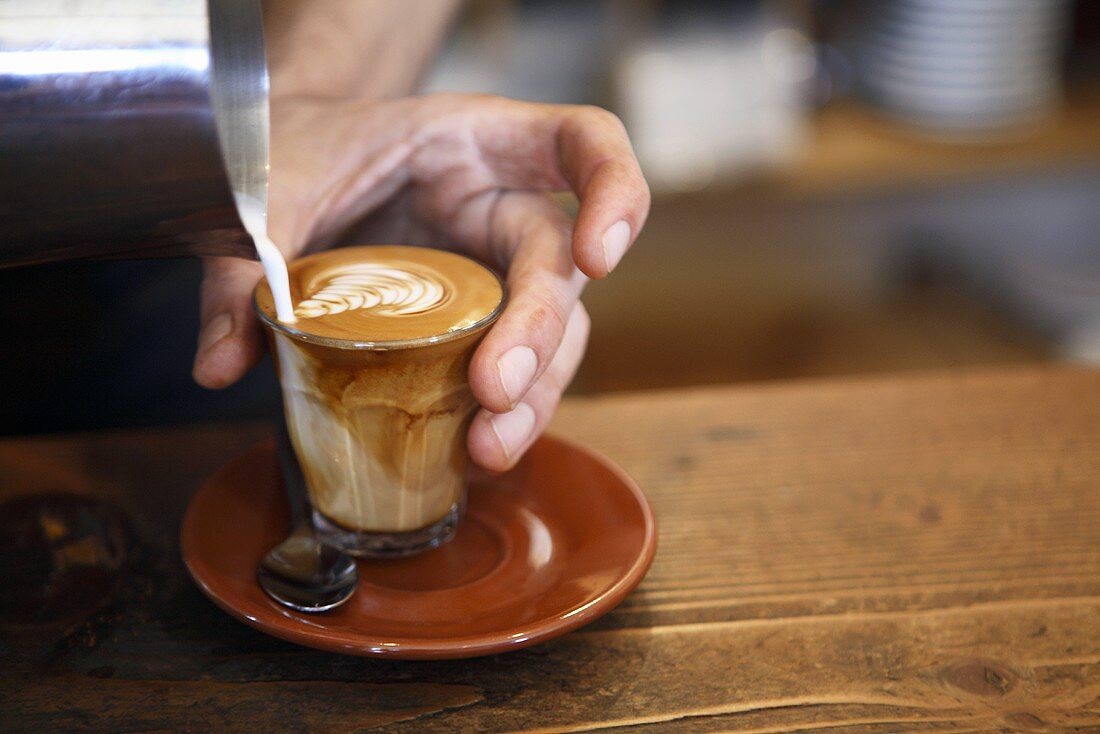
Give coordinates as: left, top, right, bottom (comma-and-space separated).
276, 419, 311, 528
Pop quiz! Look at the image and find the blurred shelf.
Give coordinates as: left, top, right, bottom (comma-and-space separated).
737, 86, 1100, 201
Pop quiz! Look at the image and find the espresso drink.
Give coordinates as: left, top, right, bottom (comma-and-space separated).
255, 245, 504, 556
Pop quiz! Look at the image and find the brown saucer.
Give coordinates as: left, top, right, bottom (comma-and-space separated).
181, 435, 656, 659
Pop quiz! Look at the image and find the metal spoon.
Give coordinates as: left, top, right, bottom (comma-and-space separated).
258, 423, 358, 612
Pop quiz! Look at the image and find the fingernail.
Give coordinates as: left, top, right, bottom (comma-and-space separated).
198, 312, 233, 355
489, 403, 536, 462
497, 345, 538, 406
601, 219, 632, 273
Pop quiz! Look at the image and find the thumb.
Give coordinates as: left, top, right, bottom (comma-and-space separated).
192, 256, 266, 389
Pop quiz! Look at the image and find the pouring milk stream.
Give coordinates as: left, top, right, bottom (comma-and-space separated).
234, 193, 296, 323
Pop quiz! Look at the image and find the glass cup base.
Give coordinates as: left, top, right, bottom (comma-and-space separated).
312, 503, 461, 558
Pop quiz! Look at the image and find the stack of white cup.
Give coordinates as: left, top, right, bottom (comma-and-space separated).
857, 0, 1073, 137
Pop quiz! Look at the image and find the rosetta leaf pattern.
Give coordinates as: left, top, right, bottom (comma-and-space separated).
294, 263, 446, 320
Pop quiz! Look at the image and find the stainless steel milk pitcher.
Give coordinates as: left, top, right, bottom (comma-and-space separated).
0, 0, 268, 268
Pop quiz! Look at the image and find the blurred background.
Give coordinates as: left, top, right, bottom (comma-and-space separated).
4, 0, 1100, 433
425, 0, 1100, 394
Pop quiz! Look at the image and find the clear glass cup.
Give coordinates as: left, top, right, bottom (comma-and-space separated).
255, 261, 504, 558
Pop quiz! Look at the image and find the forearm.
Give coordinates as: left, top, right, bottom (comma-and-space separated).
262, 0, 463, 101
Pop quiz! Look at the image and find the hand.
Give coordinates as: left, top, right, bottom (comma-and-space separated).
193, 93, 650, 471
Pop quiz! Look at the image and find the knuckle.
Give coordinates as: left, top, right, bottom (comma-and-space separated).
576, 309, 592, 348
637, 178, 653, 210
579, 104, 625, 132
540, 214, 574, 246
525, 290, 570, 349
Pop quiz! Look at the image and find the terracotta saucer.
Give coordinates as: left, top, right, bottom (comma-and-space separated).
181, 435, 656, 659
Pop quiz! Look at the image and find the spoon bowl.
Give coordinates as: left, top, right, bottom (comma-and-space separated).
258, 552, 358, 612
257, 424, 358, 613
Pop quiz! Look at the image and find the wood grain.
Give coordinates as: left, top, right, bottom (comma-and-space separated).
2, 367, 1099, 732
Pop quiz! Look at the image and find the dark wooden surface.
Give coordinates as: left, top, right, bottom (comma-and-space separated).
3, 366, 1100, 732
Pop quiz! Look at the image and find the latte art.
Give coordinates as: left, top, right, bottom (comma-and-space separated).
295, 263, 448, 320
256, 245, 504, 343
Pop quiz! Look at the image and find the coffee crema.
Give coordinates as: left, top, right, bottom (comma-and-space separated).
256, 245, 504, 343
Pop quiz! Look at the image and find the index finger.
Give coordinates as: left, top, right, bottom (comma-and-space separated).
555, 105, 651, 278
465, 98, 651, 279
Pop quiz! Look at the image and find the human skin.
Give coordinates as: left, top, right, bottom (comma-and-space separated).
192, 2, 650, 472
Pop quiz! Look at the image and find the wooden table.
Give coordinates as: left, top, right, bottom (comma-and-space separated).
4, 366, 1099, 732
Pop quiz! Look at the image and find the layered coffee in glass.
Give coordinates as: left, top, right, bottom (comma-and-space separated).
255, 245, 505, 557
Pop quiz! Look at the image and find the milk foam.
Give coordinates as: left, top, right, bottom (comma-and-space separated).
295, 263, 447, 320
234, 193, 295, 323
